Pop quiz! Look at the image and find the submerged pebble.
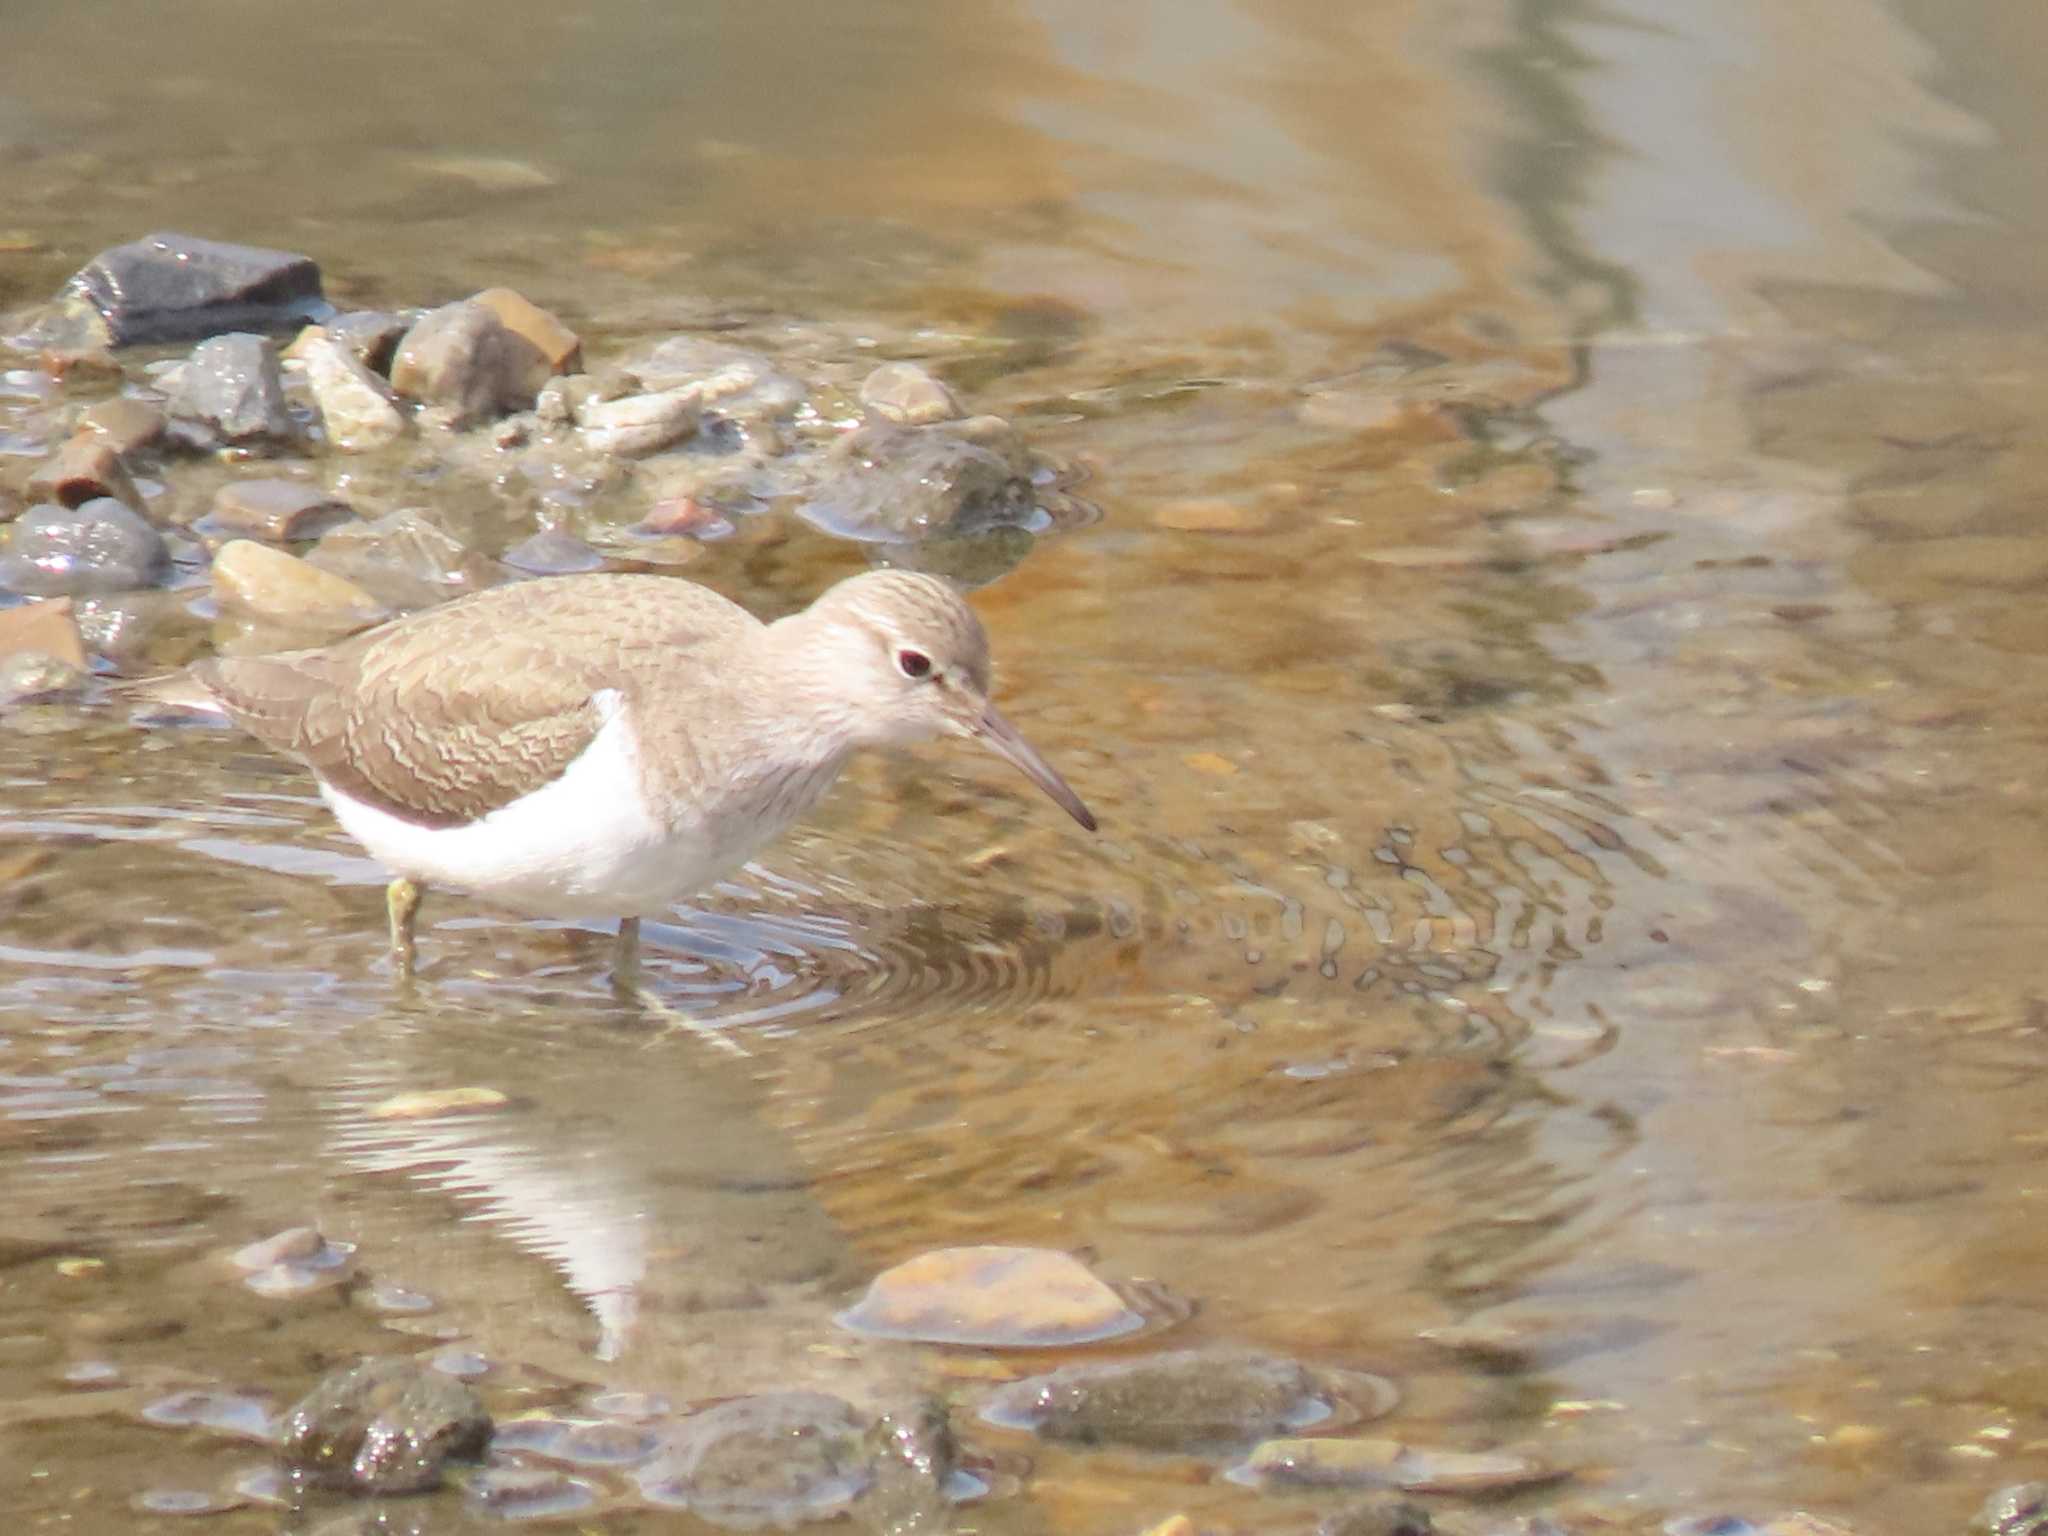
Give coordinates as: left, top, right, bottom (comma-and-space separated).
0, 499, 168, 596
837, 1244, 1142, 1347
500, 529, 605, 576
802, 418, 1036, 543
229, 1225, 354, 1297
635, 1392, 872, 1529
860, 361, 963, 425
636, 495, 736, 540
1232, 1436, 1559, 1495
358, 1283, 436, 1316
1980, 1484, 2048, 1536
589, 1390, 671, 1420
140, 1388, 276, 1440
430, 1347, 492, 1379
132, 1487, 243, 1516
229, 1465, 293, 1506
980, 1350, 1334, 1452
280, 1356, 492, 1495
492, 1415, 658, 1466
465, 1465, 600, 1520
230, 1228, 327, 1272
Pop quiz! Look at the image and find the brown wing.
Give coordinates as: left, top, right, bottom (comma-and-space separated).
195, 574, 760, 828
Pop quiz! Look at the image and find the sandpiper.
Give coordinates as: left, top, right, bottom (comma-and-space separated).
178, 569, 1096, 974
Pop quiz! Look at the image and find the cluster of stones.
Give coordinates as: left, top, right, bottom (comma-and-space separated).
0, 231, 1079, 705
134, 1232, 1592, 1531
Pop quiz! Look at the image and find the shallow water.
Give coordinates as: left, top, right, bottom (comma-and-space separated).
6, 1, 2048, 1531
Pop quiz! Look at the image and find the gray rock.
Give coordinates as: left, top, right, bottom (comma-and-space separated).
802, 418, 1036, 542
389, 301, 534, 426
860, 362, 963, 425
501, 529, 605, 575
1978, 1483, 2048, 1536
26, 232, 327, 350
279, 1356, 491, 1495
980, 1350, 1331, 1453
635, 1392, 873, 1528
165, 334, 296, 448
0, 500, 168, 596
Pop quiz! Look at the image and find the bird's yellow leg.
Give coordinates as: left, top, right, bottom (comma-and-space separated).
386, 878, 423, 974
613, 917, 642, 994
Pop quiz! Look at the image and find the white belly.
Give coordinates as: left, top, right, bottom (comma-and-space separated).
321, 697, 725, 918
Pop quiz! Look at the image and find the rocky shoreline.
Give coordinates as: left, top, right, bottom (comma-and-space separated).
0, 231, 1092, 703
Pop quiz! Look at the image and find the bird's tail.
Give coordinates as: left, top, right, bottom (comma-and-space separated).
109, 669, 228, 719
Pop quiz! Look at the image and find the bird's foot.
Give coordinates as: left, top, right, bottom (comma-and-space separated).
627, 983, 750, 1056
608, 919, 749, 1056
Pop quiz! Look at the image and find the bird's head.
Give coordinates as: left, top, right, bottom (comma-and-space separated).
794, 569, 1097, 831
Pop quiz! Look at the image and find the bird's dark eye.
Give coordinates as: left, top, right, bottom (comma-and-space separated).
897, 649, 933, 680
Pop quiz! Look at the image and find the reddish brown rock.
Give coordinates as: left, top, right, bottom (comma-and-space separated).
27, 435, 144, 511
473, 287, 582, 386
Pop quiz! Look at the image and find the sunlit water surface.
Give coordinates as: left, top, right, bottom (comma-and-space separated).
5, 1, 2048, 1531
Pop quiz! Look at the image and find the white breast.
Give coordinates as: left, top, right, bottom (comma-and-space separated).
320, 691, 727, 918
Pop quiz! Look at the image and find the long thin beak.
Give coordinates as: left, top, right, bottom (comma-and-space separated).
971, 705, 1098, 832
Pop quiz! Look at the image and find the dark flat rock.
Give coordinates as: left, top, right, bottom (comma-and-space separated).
34, 232, 328, 349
